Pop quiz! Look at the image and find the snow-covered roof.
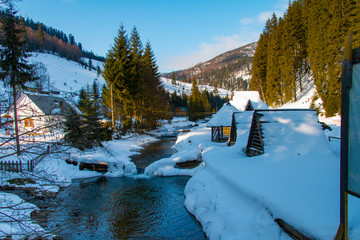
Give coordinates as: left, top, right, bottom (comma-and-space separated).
5, 93, 73, 116
230, 91, 268, 111
258, 109, 321, 155
206, 102, 239, 127
26, 93, 73, 115
233, 111, 254, 148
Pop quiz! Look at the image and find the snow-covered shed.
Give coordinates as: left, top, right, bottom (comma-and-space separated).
2, 93, 73, 135
230, 91, 268, 111
245, 109, 320, 157
228, 111, 254, 146
206, 102, 239, 142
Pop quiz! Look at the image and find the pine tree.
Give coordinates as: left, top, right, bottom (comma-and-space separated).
0, 5, 37, 155
65, 81, 112, 150
63, 108, 84, 150
187, 77, 203, 121
171, 71, 176, 85
249, 31, 268, 102
265, 13, 282, 107
102, 24, 130, 130
37, 23, 44, 47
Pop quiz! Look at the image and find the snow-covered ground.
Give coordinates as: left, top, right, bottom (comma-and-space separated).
28, 53, 105, 95
1, 52, 357, 239
144, 112, 359, 239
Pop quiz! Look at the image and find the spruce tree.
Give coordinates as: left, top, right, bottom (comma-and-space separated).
63, 108, 84, 150
187, 77, 203, 121
102, 24, 130, 130
0, 5, 37, 155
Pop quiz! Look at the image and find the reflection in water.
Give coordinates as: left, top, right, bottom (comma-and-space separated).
130, 138, 177, 170
46, 138, 204, 239
48, 176, 205, 239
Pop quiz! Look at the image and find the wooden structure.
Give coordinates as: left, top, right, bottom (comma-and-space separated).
174, 107, 187, 116
207, 102, 239, 142
245, 111, 264, 156
228, 111, 254, 146
0, 160, 34, 172
245, 109, 318, 157
244, 100, 254, 111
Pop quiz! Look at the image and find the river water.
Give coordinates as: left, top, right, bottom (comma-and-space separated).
46, 138, 206, 239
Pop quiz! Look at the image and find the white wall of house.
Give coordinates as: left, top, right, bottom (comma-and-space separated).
5, 95, 64, 135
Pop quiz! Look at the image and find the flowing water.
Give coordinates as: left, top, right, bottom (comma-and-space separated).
45, 138, 206, 239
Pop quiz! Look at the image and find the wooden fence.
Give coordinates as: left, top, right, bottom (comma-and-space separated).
0, 160, 34, 172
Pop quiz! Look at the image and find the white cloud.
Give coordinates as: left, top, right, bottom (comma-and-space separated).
166, 34, 250, 71
164, 0, 288, 72
240, 11, 273, 26
240, 0, 288, 26
165, 29, 261, 71
240, 17, 254, 25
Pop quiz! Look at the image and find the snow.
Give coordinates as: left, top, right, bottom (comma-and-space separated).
161, 77, 231, 98
0, 192, 49, 239
206, 102, 239, 127
145, 110, 359, 239
27, 53, 105, 96
230, 91, 268, 110
1, 52, 359, 239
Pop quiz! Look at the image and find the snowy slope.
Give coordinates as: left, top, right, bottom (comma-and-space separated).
25, 52, 231, 99
28, 53, 105, 95
161, 77, 231, 98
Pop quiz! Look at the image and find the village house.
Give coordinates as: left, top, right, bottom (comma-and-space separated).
2, 93, 73, 135
207, 91, 268, 143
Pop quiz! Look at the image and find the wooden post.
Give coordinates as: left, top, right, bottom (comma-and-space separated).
340, 34, 353, 240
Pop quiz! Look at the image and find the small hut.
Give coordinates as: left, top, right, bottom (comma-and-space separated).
245, 109, 319, 157
206, 102, 239, 142
230, 91, 268, 111
228, 111, 254, 146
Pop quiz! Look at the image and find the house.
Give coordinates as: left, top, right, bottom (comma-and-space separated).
174, 107, 187, 116
206, 102, 239, 142
229, 91, 268, 111
2, 93, 73, 135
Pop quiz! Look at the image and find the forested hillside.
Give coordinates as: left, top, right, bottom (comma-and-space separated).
249, 0, 360, 117
0, 10, 105, 64
163, 42, 256, 92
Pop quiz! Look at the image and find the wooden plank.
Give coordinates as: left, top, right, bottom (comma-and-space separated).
275, 219, 311, 240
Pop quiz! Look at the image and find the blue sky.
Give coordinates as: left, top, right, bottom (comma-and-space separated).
16, 0, 287, 73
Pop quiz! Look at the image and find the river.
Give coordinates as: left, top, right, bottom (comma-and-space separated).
45, 138, 206, 239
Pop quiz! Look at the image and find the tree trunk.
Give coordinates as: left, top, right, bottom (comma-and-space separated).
111, 83, 114, 129
12, 85, 21, 156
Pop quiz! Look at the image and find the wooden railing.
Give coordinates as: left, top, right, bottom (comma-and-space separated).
0, 160, 34, 172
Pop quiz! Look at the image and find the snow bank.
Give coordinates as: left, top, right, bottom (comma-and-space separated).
0, 192, 49, 239
145, 124, 209, 176
177, 111, 360, 239
34, 134, 156, 185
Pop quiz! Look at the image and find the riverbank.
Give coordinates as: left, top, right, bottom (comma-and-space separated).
146, 116, 360, 239
0, 117, 197, 239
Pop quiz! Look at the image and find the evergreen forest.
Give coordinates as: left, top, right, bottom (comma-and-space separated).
0, 10, 105, 65
102, 25, 172, 134
249, 0, 360, 117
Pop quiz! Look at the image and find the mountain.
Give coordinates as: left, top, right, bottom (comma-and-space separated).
162, 42, 256, 91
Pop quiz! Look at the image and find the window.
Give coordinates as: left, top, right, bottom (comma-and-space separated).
24, 119, 34, 127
